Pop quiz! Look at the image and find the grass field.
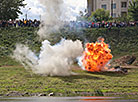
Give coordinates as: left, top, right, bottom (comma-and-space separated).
0, 27, 138, 97
0, 57, 138, 97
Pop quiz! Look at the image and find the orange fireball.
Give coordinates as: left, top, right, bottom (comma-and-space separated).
81, 37, 113, 72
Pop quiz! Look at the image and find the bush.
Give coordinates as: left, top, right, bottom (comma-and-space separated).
0, 27, 138, 57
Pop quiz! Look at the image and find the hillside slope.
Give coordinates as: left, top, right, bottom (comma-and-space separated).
0, 27, 138, 97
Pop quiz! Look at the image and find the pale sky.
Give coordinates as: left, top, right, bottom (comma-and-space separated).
19, 0, 87, 20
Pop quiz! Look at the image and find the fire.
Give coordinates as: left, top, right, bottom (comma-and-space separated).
81, 37, 113, 72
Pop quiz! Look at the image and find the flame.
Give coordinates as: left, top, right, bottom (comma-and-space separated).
81, 37, 113, 72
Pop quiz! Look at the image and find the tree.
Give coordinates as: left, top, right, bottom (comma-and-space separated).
0, 0, 26, 20
88, 8, 110, 22
76, 10, 89, 21
114, 14, 132, 22
128, 0, 138, 21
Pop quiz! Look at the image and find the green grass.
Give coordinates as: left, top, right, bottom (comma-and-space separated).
0, 27, 138, 57
0, 27, 41, 56
0, 62, 138, 96
0, 27, 138, 96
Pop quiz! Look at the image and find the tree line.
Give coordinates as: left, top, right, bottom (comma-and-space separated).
79, 0, 138, 22
0, 0, 138, 21
0, 0, 25, 20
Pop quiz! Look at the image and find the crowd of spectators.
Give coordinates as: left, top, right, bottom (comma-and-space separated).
68, 21, 137, 29
0, 19, 40, 28
0, 19, 137, 29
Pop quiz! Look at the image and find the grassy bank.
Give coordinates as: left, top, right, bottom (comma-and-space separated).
0, 27, 138, 97
0, 60, 138, 97
0, 27, 40, 56
0, 27, 138, 57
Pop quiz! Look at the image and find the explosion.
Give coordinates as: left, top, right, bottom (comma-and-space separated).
80, 37, 113, 72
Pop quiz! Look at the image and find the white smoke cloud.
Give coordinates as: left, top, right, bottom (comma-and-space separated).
37, 0, 87, 39
14, 0, 85, 76
13, 39, 83, 76
19, 0, 87, 20
37, 0, 68, 39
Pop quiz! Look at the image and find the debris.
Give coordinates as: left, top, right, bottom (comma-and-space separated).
127, 56, 136, 65
48, 92, 54, 96
113, 55, 136, 65
38, 93, 47, 96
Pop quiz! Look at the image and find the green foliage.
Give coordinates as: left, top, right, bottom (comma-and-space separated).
0, 27, 138, 58
0, 0, 26, 20
114, 15, 131, 22
76, 11, 88, 21
60, 27, 138, 57
0, 27, 138, 96
0, 62, 138, 96
0, 27, 41, 56
128, 0, 138, 21
88, 8, 110, 22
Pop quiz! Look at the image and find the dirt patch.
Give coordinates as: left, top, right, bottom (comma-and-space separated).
0, 65, 23, 68
112, 55, 137, 66
121, 66, 138, 69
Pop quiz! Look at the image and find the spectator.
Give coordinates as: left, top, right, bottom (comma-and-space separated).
0, 19, 40, 28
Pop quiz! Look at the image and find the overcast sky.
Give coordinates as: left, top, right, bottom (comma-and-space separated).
19, 0, 87, 20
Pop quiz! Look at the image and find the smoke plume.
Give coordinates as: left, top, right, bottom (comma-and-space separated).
38, 0, 67, 39
13, 39, 83, 76
13, 0, 84, 76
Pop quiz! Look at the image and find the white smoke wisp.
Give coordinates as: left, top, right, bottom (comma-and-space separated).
38, 0, 68, 39
13, 39, 83, 76
13, 0, 86, 76
12, 44, 38, 71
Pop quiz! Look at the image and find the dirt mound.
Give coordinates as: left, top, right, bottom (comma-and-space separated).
133, 61, 138, 66
112, 55, 137, 66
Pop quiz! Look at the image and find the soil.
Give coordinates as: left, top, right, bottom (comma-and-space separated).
112, 55, 137, 66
